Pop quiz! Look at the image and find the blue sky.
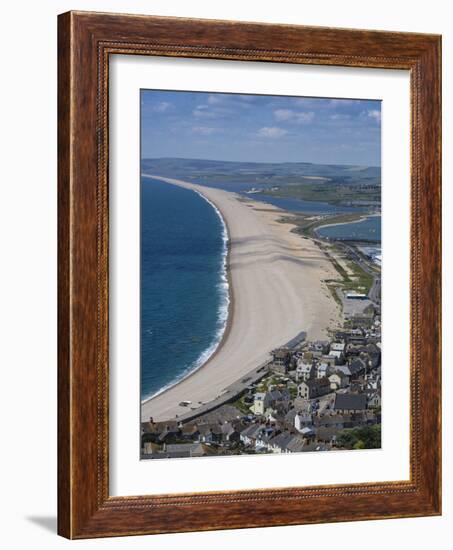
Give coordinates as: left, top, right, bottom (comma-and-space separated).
141, 90, 381, 166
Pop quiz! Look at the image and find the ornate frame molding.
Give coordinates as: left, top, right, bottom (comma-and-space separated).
58, 11, 441, 538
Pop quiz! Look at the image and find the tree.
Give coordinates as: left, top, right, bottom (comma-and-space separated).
337, 424, 381, 450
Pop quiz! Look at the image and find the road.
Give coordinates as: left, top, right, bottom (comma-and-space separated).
340, 242, 380, 305
368, 277, 381, 304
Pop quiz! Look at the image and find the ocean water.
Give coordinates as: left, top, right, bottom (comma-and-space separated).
140, 177, 229, 401
316, 215, 381, 242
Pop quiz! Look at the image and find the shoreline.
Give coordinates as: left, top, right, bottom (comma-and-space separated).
314, 213, 380, 235
141, 175, 235, 405
141, 174, 341, 421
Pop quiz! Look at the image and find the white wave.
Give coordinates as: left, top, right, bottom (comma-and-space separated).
141, 187, 231, 403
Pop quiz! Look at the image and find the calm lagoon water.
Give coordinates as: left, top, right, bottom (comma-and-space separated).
256, 194, 365, 215
316, 215, 381, 242
190, 179, 366, 215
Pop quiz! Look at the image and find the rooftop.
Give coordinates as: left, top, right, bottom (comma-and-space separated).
334, 393, 367, 411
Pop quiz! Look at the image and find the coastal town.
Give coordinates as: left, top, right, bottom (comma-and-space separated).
141, 232, 381, 459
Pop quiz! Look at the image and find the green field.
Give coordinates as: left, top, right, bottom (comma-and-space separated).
142, 157, 380, 207
262, 181, 380, 205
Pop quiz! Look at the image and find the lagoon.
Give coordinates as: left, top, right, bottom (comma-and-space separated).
316, 215, 381, 242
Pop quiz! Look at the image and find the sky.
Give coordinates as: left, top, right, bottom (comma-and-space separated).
141, 90, 381, 166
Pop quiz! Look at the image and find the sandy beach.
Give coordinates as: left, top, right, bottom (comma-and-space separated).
141, 175, 341, 422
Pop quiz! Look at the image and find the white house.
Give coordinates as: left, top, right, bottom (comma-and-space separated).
263, 407, 278, 422
331, 342, 346, 353
294, 412, 312, 432
296, 360, 313, 382
367, 391, 381, 408
328, 371, 349, 390
317, 362, 332, 379
251, 392, 268, 415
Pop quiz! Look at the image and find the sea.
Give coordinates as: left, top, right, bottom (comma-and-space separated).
140, 177, 229, 401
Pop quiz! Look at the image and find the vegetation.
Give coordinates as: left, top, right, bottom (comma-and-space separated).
256, 374, 281, 392
318, 241, 374, 295
142, 157, 380, 207
336, 424, 381, 450
232, 395, 251, 415
263, 182, 380, 206
342, 261, 374, 294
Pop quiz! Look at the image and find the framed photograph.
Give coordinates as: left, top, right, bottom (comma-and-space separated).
58, 11, 441, 538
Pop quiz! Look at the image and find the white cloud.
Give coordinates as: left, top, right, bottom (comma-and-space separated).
296, 111, 315, 123
207, 94, 223, 105
330, 113, 351, 121
257, 126, 288, 138
152, 101, 172, 113
273, 109, 315, 124
273, 109, 293, 121
192, 106, 216, 118
191, 126, 221, 136
367, 109, 381, 123
192, 102, 234, 118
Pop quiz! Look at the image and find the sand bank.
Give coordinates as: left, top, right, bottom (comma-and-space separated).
141, 175, 341, 422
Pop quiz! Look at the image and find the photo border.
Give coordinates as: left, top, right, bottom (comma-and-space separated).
58, 11, 441, 538
110, 57, 409, 495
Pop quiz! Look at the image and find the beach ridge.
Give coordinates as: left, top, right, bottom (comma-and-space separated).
141, 174, 341, 422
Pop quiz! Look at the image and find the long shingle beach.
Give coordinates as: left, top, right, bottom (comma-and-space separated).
141, 175, 341, 422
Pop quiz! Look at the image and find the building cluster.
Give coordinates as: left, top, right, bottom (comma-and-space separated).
141, 325, 381, 459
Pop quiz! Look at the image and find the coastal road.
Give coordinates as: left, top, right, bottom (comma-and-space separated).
340, 242, 381, 304
368, 277, 381, 304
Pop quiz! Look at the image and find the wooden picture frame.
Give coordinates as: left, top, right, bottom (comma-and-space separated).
58, 10, 441, 539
